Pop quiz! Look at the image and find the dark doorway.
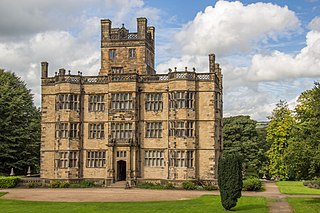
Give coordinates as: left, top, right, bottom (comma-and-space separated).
117, 160, 126, 181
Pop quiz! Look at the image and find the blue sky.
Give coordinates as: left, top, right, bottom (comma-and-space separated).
0, 0, 319, 120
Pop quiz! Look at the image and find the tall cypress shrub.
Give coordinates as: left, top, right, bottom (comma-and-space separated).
218, 153, 243, 211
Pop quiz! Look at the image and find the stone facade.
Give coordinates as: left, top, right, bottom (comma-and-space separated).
40, 17, 223, 185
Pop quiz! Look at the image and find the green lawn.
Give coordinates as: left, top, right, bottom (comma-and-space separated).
0, 192, 7, 197
277, 181, 320, 194
0, 195, 267, 213
287, 197, 320, 213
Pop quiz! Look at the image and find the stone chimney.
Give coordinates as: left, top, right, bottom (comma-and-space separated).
41, 62, 48, 78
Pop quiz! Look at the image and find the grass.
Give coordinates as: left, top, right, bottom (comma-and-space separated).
0, 195, 267, 213
287, 197, 320, 213
0, 192, 7, 197
277, 181, 320, 194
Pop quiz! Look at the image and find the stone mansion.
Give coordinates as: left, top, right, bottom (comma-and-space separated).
40, 17, 223, 185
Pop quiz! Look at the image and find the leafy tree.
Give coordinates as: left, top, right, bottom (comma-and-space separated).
223, 115, 266, 177
0, 69, 40, 175
266, 100, 294, 180
285, 82, 320, 179
218, 154, 242, 211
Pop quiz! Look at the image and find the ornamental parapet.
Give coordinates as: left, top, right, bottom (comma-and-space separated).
41, 71, 216, 85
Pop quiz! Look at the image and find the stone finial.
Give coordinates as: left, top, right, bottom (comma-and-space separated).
185, 67, 188, 71
68, 70, 71, 75
27, 166, 31, 177
174, 67, 177, 72
10, 168, 15, 176
193, 67, 196, 72
168, 68, 172, 73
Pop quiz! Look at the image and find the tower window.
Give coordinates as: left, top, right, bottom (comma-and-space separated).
129, 48, 136, 59
109, 49, 116, 60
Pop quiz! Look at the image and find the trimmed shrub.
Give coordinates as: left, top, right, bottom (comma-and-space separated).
242, 177, 262, 191
218, 154, 243, 211
0, 176, 20, 188
182, 181, 196, 190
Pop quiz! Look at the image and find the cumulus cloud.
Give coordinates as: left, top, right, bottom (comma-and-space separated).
175, 0, 300, 55
308, 16, 320, 31
0, 0, 160, 107
0, 0, 160, 39
248, 30, 320, 81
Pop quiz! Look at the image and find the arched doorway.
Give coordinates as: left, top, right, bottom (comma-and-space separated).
117, 160, 126, 181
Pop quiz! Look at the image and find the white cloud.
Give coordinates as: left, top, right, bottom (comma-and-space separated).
175, 0, 300, 56
308, 16, 320, 31
248, 30, 320, 81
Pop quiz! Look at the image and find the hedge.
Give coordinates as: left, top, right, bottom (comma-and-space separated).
0, 176, 20, 188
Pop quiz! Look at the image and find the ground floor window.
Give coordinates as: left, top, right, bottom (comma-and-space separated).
58, 151, 78, 168
144, 150, 164, 167
169, 150, 194, 168
86, 151, 106, 168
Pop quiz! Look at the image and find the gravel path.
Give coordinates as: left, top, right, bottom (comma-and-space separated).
1, 181, 320, 213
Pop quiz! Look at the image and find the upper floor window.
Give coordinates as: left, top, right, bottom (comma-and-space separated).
88, 95, 105, 112
145, 93, 163, 111
56, 122, 79, 139
89, 123, 105, 139
215, 92, 221, 110
169, 121, 194, 138
56, 94, 79, 111
145, 122, 162, 138
111, 122, 133, 139
129, 48, 136, 59
111, 67, 124, 74
169, 91, 195, 109
111, 93, 133, 110
109, 49, 116, 60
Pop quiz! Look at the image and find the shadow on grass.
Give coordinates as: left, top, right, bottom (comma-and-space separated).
234, 204, 266, 211
0, 192, 8, 197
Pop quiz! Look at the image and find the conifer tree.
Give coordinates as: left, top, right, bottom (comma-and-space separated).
0, 69, 40, 175
218, 153, 243, 211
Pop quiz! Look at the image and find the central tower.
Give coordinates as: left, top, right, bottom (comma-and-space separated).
100, 17, 155, 75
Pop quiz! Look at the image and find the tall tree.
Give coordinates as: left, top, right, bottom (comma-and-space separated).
0, 69, 40, 175
266, 100, 294, 180
285, 82, 320, 179
218, 154, 242, 211
223, 115, 266, 177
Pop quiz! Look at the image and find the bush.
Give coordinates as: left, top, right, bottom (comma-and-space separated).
27, 182, 43, 188
60, 181, 70, 188
0, 176, 20, 188
303, 178, 320, 189
136, 182, 165, 189
182, 181, 196, 190
242, 177, 262, 191
203, 185, 218, 191
218, 154, 243, 211
80, 180, 95, 188
49, 180, 62, 188
164, 182, 175, 189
